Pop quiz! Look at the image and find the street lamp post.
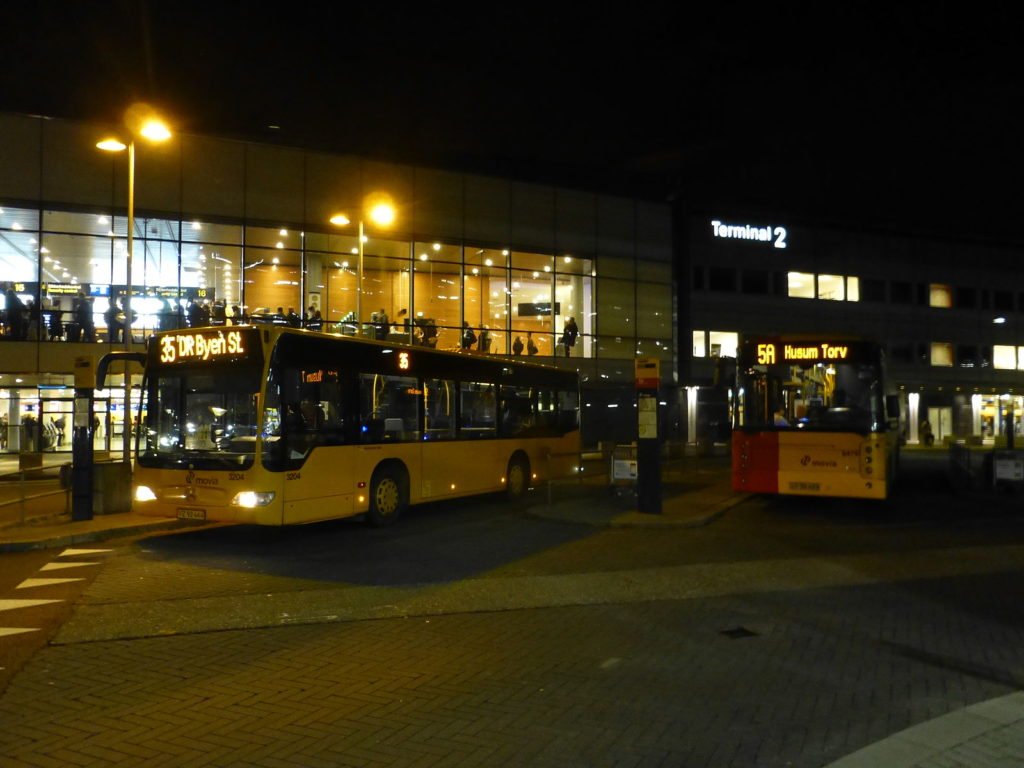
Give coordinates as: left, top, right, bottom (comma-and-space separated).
97, 106, 171, 463
330, 197, 395, 336
358, 218, 364, 332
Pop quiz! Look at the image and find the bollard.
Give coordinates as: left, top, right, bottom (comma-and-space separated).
19, 469, 26, 525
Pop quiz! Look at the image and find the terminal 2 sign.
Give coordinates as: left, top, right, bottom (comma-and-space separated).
711, 219, 787, 249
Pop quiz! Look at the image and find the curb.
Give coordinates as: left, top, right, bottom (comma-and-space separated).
604, 493, 751, 528
0, 517, 211, 553
523, 491, 750, 528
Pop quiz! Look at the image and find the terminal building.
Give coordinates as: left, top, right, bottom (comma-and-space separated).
8, 111, 1014, 462
0, 111, 676, 456
683, 213, 1024, 447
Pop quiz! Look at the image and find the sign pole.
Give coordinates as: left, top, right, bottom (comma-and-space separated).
71, 357, 95, 521
635, 357, 662, 514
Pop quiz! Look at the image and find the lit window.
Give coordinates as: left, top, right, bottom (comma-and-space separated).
929, 284, 953, 308
787, 272, 814, 299
930, 342, 954, 367
994, 345, 1016, 370
708, 331, 738, 358
846, 277, 859, 302
817, 274, 845, 301
692, 330, 706, 357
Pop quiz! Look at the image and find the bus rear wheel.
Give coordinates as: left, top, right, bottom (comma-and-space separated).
506, 456, 530, 501
368, 467, 407, 527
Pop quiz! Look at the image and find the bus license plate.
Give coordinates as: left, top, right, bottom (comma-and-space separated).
177, 507, 207, 521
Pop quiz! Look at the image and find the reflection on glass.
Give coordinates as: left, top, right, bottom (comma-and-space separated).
139, 368, 261, 470
740, 360, 884, 433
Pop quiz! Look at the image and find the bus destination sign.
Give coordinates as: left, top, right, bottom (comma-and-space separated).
747, 339, 862, 366
159, 329, 250, 364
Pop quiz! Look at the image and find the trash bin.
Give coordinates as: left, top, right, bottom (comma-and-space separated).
92, 461, 132, 514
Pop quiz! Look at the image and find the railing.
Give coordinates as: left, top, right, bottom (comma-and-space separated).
542, 441, 699, 505
0, 464, 68, 527
543, 446, 613, 505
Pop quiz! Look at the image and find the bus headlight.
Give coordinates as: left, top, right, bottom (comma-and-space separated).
134, 485, 157, 502
231, 491, 276, 508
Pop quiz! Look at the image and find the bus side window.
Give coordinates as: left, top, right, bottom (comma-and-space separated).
359, 373, 420, 442
500, 385, 534, 437
535, 387, 558, 433
459, 381, 496, 438
558, 389, 579, 433
425, 379, 456, 440
318, 374, 346, 445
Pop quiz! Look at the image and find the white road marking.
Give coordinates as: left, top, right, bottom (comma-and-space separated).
39, 562, 99, 571
0, 552, 108, 640
58, 548, 112, 557
0, 599, 62, 612
0, 628, 40, 637
17, 578, 86, 589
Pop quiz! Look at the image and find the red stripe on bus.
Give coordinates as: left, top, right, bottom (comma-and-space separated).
732, 431, 779, 494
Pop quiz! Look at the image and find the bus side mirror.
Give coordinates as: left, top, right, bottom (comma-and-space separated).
886, 394, 901, 420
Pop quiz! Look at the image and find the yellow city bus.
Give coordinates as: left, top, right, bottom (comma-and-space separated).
732, 335, 901, 500
121, 325, 581, 526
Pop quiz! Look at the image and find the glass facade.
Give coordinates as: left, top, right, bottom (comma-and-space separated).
1, 204, 671, 359
0, 114, 677, 452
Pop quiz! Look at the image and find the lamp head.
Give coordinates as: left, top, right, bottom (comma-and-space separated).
368, 202, 395, 227
124, 102, 172, 143
96, 138, 127, 152
364, 192, 396, 227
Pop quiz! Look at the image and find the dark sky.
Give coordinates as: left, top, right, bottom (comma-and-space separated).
4, 3, 1024, 242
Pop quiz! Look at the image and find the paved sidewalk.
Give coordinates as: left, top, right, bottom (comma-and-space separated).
5, 451, 1024, 767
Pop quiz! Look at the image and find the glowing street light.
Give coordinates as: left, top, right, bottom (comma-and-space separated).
97, 103, 172, 462
329, 195, 396, 333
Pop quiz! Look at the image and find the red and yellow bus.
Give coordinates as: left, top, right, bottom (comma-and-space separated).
732, 336, 901, 500
121, 325, 580, 526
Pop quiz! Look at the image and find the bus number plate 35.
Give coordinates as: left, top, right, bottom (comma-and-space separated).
177, 507, 207, 521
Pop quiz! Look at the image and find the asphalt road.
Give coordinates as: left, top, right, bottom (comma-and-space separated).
3, 451, 1024, 767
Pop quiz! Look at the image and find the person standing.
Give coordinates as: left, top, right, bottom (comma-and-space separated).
512, 335, 524, 355
187, 299, 204, 328
25, 298, 41, 340
307, 305, 323, 330
73, 293, 95, 342
374, 308, 389, 339
526, 331, 538, 356
104, 297, 122, 343
5, 288, 26, 340
477, 324, 492, 353
561, 317, 579, 357
461, 321, 477, 349
47, 300, 64, 340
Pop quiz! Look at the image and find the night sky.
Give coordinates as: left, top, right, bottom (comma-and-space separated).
3, 3, 1023, 242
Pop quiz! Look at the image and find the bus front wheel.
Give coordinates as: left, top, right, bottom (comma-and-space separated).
368, 466, 408, 527
506, 456, 530, 501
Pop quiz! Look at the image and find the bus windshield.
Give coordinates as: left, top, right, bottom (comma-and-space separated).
139, 366, 262, 469
739, 359, 885, 434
